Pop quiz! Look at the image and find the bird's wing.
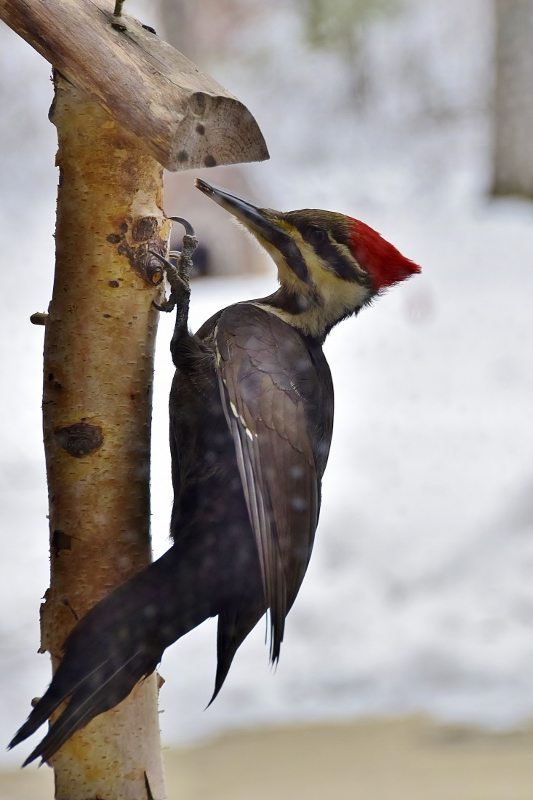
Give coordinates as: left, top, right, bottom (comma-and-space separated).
215, 303, 321, 660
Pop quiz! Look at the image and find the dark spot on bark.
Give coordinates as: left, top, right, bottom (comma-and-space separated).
53, 381, 63, 391
108, 280, 120, 288
111, 21, 127, 31
107, 233, 122, 244
103, 314, 112, 318
142, 24, 156, 34
48, 373, 54, 381
196, 124, 205, 135
55, 421, 104, 458
130, 393, 137, 401
52, 529, 71, 556
117, 240, 131, 260
177, 150, 189, 163
132, 217, 158, 242
119, 222, 129, 233
204, 155, 216, 168
62, 598, 79, 621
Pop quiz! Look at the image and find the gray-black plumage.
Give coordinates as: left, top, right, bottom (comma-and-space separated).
10, 180, 419, 765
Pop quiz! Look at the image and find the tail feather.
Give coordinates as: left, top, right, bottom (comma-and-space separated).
22, 649, 159, 766
208, 601, 264, 706
11, 546, 214, 763
9, 656, 117, 752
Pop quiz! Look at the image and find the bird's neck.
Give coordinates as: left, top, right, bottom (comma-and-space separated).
252, 285, 359, 342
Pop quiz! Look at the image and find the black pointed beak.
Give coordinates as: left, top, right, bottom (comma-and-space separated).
195, 179, 309, 282
195, 179, 282, 238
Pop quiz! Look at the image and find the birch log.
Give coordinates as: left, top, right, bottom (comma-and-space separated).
40, 73, 169, 800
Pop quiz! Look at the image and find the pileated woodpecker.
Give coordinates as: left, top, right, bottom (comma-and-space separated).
10, 180, 420, 765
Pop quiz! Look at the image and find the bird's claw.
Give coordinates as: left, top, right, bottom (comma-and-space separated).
153, 296, 177, 313
168, 218, 198, 286
150, 252, 179, 313
151, 217, 198, 313
168, 216, 195, 237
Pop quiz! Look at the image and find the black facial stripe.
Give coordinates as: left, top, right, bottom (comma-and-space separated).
302, 231, 360, 283
244, 213, 309, 284
277, 236, 310, 283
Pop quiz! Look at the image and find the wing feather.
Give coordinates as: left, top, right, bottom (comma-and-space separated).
215, 304, 324, 659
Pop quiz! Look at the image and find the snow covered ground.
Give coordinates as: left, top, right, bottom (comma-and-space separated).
2, 0, 533, 765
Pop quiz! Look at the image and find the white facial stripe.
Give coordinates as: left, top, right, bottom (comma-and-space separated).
246, 220, 372, 338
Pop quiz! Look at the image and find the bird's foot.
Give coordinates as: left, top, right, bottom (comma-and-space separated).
152, 260, 180, 312
171, 216, 199, 283
151, 217, 198, 313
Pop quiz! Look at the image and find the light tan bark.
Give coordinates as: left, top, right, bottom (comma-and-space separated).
40, 73, 169, 800
493, 0, 533, 197
0, 0, 268, 171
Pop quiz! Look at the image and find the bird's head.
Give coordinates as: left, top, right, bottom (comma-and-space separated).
195, 179, 420, 340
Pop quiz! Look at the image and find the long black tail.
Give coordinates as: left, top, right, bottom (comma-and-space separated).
209, 601, 265, 706
9, 545, 214, 765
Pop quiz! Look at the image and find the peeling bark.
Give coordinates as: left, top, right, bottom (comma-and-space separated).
41, 73, 168, 800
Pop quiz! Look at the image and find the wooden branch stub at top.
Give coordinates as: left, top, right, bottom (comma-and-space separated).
0, 0, 269, 171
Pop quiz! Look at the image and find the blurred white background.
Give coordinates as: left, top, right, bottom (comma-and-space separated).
2, 0, 533, 766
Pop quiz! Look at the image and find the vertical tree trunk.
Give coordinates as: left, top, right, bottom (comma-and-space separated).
493, 0, 533, 197
40, 73, 169, 800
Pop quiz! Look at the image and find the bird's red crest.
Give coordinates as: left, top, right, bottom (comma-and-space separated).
348, 218, 420, 290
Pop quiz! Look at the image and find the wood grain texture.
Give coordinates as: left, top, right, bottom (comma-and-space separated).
0, 0, 269, 171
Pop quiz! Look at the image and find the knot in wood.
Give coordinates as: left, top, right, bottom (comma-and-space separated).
137, 246, 165, 284
108, 221, 166, 285
54, 421, 104, 458
132, 216, 158, 242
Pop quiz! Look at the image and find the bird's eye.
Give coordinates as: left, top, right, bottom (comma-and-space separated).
306, 227, 325, 245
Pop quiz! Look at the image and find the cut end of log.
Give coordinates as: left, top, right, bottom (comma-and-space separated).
169, 94, 269, 172
0, 0, 269, 172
